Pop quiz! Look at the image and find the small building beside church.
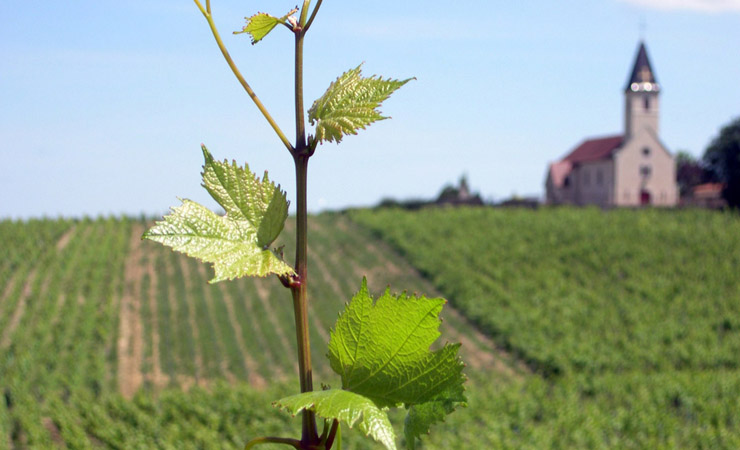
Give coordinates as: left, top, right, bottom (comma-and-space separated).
546, 42, 678, 207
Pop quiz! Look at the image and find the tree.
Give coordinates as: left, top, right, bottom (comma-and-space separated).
675, 151, 710, 198
703, 117, 740, 208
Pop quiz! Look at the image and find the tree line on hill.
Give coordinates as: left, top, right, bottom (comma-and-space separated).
375, 116, 740, 211
375, 175, 540, 210
677, 116, 740, 209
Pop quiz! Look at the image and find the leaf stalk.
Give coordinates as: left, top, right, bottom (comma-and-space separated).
294, 28, 307, 152
244, 435, 302, 449
304, 0, 323, 32
324, 420, 339, 449
299, 0, 312, 29
194, 0, 294, 154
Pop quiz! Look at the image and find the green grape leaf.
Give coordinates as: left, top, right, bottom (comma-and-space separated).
144, 200, 293, 282
274, 389, 396, 450
329, 280, 466, 408
143, 146, 294, 282
308, 65, 413, 144
234, 9, 296, 44
200, 145, 288, 248
327, 279, 466, 450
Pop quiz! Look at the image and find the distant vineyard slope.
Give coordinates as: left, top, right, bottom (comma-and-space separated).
0, 214, 515, 449
348, 207, 740, 447
3, 210, 739, 448
350, 207, 740, 376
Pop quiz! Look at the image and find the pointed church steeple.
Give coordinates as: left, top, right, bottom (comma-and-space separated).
624, 41, 660, 138
625, 41, 659, 93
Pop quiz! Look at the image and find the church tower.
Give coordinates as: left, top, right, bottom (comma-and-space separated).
624, 41, 660, 139
547, 39, 677, 207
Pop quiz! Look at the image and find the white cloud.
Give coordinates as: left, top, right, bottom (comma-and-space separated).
619, 0, 740, 12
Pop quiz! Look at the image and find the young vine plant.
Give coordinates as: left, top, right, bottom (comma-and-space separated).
144, 1, 466, 449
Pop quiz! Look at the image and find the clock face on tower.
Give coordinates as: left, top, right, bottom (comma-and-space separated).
630, 65, 660, 92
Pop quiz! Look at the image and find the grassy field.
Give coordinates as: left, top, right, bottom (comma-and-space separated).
1, 208, 739, 448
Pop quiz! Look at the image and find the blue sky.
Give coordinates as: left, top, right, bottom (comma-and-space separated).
1, 0, 739, 219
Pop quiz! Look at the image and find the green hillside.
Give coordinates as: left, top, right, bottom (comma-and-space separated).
1, 208, 739, 448
0, 214, 504, 449
352, 206, 740, 448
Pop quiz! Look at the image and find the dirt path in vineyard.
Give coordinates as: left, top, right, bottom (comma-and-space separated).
118, 224, 145, 399
0, 268, 38, 349
146, 251, 168, 390
176, 255, 207, 388
55, 226, 76, 252
197, 263, 264, 388
224, 279, 286, 382
0, 225, 75, 349
0, 272, 18, 317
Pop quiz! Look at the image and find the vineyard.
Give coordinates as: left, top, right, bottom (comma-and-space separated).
1, 208, 739, 448
0, 213, 508, 449
351, 207, 740, 447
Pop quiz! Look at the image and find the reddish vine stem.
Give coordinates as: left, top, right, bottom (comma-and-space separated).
290, 153, 319, 445
324, 420, 339, 449
290, 3, 319, 445
196, 0, 323, 446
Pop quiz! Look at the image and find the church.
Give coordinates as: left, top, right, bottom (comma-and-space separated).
546, 42, 678, 207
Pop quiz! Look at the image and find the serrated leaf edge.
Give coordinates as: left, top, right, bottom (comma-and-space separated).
308, 64, 414, 145
143, 198, 294, 283
199, 145, 289, 248
234, 9, 297, 44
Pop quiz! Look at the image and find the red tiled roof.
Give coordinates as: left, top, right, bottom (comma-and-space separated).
563, 135, 623, 164
693, 183, 725, 198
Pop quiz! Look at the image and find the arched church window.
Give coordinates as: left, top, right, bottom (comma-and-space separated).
644, 95, 650, 111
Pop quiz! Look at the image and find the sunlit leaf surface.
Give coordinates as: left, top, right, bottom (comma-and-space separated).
309, 65, 412, 144
144, 146, 293, 282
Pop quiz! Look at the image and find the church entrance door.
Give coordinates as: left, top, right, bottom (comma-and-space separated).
640, 190, 651, 205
